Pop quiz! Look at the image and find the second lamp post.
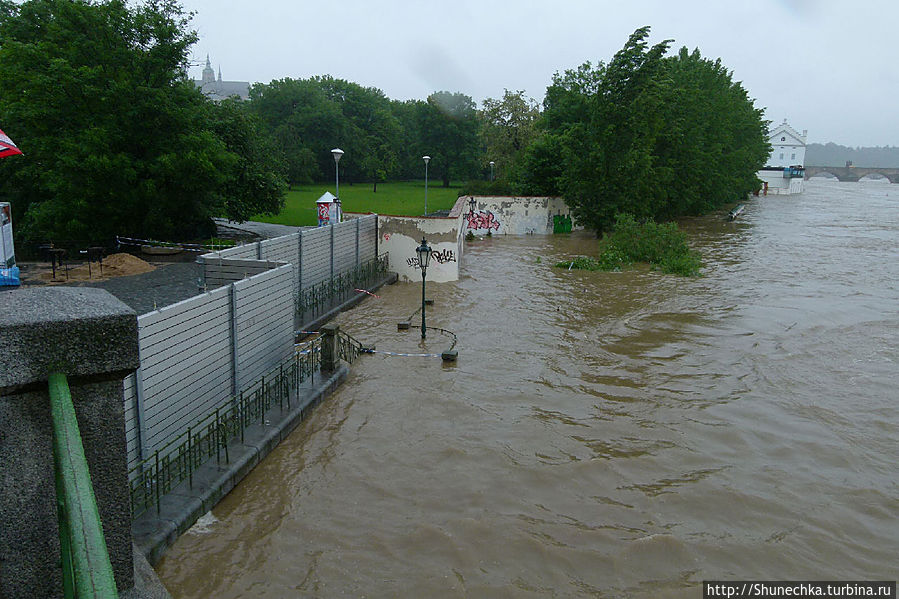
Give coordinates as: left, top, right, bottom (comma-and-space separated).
331, 148, 343, 222
422, 155, 430, 216
416, 237, 431, 339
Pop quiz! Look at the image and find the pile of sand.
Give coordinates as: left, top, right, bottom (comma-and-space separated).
41, 252, 156, 282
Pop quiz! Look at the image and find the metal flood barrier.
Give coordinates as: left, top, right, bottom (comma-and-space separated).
128, 330, 366, 520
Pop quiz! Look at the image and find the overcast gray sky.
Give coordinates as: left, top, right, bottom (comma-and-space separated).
181, 0, 896, 147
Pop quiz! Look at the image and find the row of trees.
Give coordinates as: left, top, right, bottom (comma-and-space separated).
514, 27, 770, 231
0, 1, 769, 243
247, 79, 482, 190
0, 0, 287, 243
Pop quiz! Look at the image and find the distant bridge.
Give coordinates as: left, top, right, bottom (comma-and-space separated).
804, 166, 899, 183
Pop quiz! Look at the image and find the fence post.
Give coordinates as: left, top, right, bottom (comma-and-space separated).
256, 240, 263, 260
0, 287, 139, 597
297, 230, 303, 297
374, 214, 379, 260
320, 323, 340, 373
330, 223, 335, 279
229, 282, 240, 397
134, 368, 150, 461
355, 217, 360, 267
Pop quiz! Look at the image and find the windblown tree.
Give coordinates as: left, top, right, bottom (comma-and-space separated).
418, 91, 481, 187
518, 26, 769, 232
0, 0, 273, 242
479, 90, 541, 182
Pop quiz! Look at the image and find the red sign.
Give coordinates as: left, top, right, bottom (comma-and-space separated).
0, 128, 23, 159
318, 203, 330, 222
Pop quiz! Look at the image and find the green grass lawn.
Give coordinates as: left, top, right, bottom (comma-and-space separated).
252, 180, 463, 226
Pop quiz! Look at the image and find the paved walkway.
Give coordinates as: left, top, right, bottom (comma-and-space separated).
213, 218, 310, 240
75, 262, 201, 316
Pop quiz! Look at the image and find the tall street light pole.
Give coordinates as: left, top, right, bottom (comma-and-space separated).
416, 237, 432, 339
422, 155, 430, 216
489, 160, 495, 181
332, 148, 344, 222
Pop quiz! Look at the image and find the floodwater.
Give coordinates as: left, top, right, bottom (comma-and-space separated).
157, 180, 898, 598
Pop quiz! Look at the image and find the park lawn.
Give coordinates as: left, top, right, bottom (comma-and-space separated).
251, 180, 463, 226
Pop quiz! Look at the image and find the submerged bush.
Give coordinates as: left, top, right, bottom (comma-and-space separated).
558, 213, 702, 276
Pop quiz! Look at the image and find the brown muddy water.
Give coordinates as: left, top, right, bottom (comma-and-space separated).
157, 180, 898, 598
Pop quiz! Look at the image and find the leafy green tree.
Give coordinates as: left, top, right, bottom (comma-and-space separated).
548, 27, 673, 231
479, 90, 541, 181
250, 76, 402, 191
655, 47, 770, 218
419, 91, 481, 187
207, 99, 288, 222
528, 27, 769, 232
0, 0, 233, 242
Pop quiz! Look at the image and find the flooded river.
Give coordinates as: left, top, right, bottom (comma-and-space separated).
157, 180, 898, 597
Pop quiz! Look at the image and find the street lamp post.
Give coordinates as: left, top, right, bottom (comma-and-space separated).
489, 160, 495, 181
331, 148, 344, 222
422, 155, 430, 216
416, 237, 432, 339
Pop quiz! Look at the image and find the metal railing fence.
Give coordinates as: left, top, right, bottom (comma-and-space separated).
298, 252, 389, 322
129, 329, 366, 520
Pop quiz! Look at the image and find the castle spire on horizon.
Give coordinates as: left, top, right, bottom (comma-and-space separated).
201, 53, 215, 84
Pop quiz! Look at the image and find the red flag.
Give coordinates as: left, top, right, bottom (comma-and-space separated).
0, 128, 23, 158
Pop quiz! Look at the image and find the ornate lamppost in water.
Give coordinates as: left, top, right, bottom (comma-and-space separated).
331, 148, 344, 222
422, 155, 430, 216
416, 237, 432, 339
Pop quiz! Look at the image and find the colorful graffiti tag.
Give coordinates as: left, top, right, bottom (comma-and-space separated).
406, 249, 457, 269
466, 210, 501, 231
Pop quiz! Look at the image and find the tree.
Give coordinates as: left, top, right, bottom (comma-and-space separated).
479, 90, 541, 181
655, 47, 770, 217
207, 99, 288, 222
419, 91, 481, 187
528, 27, 769, 232
0, 0, 233, 242
249, 76, 402, 191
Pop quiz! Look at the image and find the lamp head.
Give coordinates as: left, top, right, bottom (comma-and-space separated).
416, 237, 432, 273
422, 155, 430, 165
331, 148, 344, 163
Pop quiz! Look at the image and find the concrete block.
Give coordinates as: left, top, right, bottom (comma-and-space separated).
0, 287, 139, 597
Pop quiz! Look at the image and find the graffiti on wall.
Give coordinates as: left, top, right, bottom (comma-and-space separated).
406, 249, 457, 269
466, 210, 501, 231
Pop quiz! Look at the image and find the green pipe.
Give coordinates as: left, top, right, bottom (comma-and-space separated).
48, 372, 119, 599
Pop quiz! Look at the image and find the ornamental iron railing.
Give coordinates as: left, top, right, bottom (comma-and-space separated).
298, 253, 389, 322
129, 329, 366, 520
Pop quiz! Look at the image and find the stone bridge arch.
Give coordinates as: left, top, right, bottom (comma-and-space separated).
804, 166, 899, 183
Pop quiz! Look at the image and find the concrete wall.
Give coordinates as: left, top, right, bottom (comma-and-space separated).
0, 287, 139, 598
757, 170, 804, 195
348, 207, 465, 283
347, 196, 574, 283
462, 195, 573, 235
